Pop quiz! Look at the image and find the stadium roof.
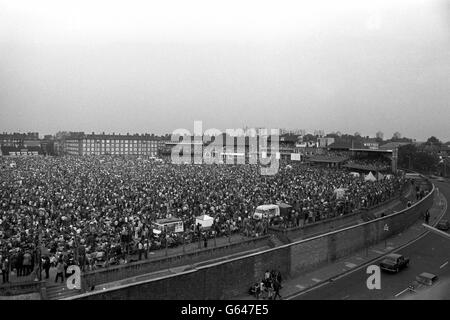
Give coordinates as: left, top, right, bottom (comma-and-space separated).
379, 142, 411, 150
307, 155, 349, 163
328, 140, 364, 150
343, 163, 390, 172
349, 148, 392, 153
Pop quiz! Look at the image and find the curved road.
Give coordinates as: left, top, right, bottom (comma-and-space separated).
292, 180, 450, 300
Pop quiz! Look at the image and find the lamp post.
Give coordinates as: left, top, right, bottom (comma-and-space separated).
384, 223, 389, 248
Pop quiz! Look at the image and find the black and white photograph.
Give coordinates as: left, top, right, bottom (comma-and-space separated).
0, 0, 450, 308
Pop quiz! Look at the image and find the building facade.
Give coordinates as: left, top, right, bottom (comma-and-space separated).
0, 132, 39, 148
63, 132, 164, 156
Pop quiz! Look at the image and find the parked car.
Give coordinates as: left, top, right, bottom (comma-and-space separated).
416, 272, 438, 286
437, 219, 450, 231
380, 253, 410, 273
437, 177, 445, 182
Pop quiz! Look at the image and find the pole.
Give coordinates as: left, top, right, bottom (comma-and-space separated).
165, 234, 168, 256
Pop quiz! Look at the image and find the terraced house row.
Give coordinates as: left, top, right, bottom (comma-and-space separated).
63, 132, 166, 156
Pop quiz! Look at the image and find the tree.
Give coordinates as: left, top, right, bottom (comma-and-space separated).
392, 132, 402, 140
325, 133, 340, 139
303, 134, 316, 142
398, 144, 439, 173
426, 136, 441, 145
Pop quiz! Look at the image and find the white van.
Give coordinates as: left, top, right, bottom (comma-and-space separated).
253, 204, 280, 220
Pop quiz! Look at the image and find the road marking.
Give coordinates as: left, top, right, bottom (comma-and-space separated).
296, 284, 305, 290
311, 278, 321, 283
355, 257, 364, 261
342, 295, 350, 300
395, 288, 411, 297
372, 250, 384, 254
440, 261, 448, 269
345, 262, 357, 268
386, 246, 395, 251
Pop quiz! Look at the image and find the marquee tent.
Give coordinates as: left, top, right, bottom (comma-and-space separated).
195, 214, 214, 229
364, 172, 377, 182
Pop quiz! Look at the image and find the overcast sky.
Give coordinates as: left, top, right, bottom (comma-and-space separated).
0, 0, 449, 141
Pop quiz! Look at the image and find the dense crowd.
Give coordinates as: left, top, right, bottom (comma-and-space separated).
0, 156, 404, 276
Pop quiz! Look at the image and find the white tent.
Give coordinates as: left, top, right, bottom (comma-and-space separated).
349, 172, 360, 178
364, 172, 377, 182
195, 214, 214, 228
377, 172, 384, 180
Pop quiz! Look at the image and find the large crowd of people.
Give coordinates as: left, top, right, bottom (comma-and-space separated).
0, 156, 405, 278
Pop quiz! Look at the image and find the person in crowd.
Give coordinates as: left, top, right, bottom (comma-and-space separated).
42, 256, 51, 279
22, 251, 32, 276
16, 250, 24, 277
137, 241, 144, 261
55, 258, 65, 284
273, 278, 282, 300
425, 209, 430, 225
1, 256, 10, 284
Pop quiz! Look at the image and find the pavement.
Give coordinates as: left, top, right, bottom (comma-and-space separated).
237, 182, 446, 300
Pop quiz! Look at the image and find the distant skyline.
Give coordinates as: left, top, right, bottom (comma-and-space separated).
1, 0, 449, 141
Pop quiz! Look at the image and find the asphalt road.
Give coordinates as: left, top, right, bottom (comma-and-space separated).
293, 180, 450, 300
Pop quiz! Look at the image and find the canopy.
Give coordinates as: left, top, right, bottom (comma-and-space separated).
364, 172, 377, 182
349, 172, 360, 177
195, 214, 214, 228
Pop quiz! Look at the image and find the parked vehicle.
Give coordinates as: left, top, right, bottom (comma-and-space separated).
437, 219, 450, 231
380, 253, 410, 273
253, 204, 280, 220
416, 272, 438, 286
